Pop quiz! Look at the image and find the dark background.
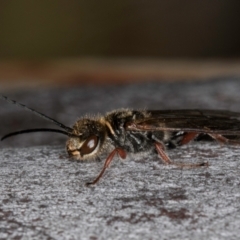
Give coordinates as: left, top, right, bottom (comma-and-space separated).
1, 0, 240, 59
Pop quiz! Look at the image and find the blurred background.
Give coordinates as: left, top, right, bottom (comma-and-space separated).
0, 0, 240, 89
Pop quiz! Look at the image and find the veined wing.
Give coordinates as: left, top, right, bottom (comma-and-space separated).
126, 109, 240, 135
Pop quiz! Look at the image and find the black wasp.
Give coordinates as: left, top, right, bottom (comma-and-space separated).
1, 95, 240, 185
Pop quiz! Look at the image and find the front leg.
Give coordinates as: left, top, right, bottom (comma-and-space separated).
86, 148, 127, 186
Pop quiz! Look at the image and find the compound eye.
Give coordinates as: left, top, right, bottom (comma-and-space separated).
80, 135, 99, 156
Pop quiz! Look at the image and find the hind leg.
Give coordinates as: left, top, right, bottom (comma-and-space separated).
208, 133, 240, 145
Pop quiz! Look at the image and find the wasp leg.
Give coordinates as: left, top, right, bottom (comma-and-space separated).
155, 141, 208, 168
208, 133, 240, 146
179, 132, 199, 145
208, 133, 228, 144
86, 148, 127, 186
155, 142, 172, 164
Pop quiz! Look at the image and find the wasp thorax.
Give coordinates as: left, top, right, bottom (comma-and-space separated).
66, 118, 106, 160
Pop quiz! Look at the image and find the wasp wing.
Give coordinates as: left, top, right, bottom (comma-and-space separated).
126, 110, 240, 135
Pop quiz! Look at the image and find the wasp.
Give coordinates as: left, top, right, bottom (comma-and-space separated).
1, 95, 240, 185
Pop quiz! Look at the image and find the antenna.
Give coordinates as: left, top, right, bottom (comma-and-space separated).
0, 95, 73, 133
1, 128, 77, 141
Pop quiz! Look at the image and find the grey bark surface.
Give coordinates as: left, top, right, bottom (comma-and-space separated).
1, 79, 240, 239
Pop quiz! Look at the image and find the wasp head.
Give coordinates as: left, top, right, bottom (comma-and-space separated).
66, 118, 106, 160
